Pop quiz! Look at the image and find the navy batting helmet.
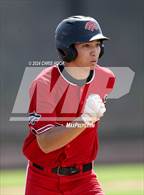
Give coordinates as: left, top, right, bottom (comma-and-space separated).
55, 15, 109, 62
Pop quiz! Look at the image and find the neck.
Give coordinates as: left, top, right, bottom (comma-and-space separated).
64, 63, 92, 80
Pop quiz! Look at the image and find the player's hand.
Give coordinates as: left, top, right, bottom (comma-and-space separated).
81, 94, 106, 125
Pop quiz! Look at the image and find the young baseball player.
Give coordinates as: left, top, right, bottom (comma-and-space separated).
23, 15, 115, 195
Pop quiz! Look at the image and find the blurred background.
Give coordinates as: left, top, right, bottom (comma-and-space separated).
0, 0, 144, 191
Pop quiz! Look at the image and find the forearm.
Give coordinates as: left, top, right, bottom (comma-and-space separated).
36, 118, 86, 153
36, 94, 106, 154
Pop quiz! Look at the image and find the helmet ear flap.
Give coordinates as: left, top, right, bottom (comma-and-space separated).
99, 43, 104, 58
58, 45, 78, 62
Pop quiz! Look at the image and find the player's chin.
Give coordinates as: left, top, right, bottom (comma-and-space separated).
89, 61, 97, 69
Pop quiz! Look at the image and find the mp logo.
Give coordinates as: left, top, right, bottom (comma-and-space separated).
9, 67, 135, 122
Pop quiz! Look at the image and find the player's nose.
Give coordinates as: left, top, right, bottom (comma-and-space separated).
90, 46, 100, 57
90, 48, 98, 57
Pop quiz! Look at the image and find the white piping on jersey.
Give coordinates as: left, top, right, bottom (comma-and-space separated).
31, 123, 64, 135
57, 65, 77, 86
36, 124, 55, 132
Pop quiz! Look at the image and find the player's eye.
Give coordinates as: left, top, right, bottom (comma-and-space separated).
83, 43, 90, 47
95, 42, 101, 47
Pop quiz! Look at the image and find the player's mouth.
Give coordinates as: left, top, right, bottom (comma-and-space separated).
90, 60, 97, 64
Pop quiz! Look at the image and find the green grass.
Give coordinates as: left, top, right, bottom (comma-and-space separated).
94, 164, 144, 195
0, 169, 25, 187
0, 164, 144, 195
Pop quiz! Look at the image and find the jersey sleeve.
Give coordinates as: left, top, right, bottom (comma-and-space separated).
103, 68, 116, 102
106, 71, 116, 93
28, 79, 62, 135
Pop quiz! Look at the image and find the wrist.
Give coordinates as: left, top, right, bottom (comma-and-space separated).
81, 114, 97, 127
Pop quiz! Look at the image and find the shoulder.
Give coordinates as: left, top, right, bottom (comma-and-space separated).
95, 65, 116, 91
29, 65, 59, 93
95, 65, 115, 78
36, 65, 58, 82
32, 65, 59, 84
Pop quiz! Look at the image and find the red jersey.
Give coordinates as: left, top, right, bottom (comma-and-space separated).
23, 64, 115, 167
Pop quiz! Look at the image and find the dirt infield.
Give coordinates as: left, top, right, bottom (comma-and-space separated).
0, 186, 24, 195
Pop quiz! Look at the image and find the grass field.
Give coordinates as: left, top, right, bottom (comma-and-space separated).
0, 164, 143, 195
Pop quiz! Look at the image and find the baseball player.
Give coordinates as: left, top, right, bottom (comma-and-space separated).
23, 15, 115, 195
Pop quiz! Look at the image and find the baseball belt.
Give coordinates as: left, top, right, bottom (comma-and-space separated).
32, 162, 92, 176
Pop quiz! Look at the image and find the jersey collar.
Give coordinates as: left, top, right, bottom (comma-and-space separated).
57, 63, 95, 86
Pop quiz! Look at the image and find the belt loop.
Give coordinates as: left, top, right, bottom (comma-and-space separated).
56, 166, 61, 176
79, 164, 83, 176
79, 164, 83, 171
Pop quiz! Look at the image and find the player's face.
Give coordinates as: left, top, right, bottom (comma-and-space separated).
74, 40, 101, 69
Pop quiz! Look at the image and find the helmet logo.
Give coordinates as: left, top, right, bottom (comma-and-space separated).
85, 21, 97, 32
